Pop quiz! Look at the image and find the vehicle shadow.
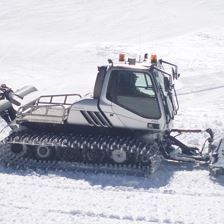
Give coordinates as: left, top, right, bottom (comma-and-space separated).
0, 160, 213, 190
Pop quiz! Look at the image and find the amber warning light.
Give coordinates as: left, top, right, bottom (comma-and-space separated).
119, 53, 125, 62
151, 54, 157, 63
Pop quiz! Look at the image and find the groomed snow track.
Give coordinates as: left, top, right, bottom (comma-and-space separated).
0, 131, 162, 176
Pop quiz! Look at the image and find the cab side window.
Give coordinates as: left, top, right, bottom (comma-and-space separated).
107, 70, 161, 119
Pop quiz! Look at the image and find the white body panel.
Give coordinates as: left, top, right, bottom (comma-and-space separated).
99, 67, 169, 131
67, 99, 99, 126
65, 64, 175, 132
67, 98, 124, 127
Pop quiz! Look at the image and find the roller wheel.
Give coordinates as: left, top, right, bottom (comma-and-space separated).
58, 147, 82, 162
35, 146, 55, 160
111, 149, 127, 163
11, 144, 28, 156
82, 146, 106, 164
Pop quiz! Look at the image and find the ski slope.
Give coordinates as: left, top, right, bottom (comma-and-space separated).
0, 0, 224, 223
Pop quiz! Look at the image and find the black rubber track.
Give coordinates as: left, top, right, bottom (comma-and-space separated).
1, 130, 163, 175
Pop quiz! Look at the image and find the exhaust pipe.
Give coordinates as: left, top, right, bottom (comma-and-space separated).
15, 86, 37, 98
8, 86, 38, 106
0, 85, 37, 124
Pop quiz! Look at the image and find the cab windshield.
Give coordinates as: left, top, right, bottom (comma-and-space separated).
153, 70, 167, 94
153, 69, 177, 120
107, 69, 161, 119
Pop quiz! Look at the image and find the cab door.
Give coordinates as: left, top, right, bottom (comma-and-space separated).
105, 69, 163, 130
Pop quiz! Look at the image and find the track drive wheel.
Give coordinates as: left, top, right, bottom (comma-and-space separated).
11, 144, 28, 156
35, 145, 55, 160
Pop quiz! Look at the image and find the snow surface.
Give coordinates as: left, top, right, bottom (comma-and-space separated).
1, 0, 224, 223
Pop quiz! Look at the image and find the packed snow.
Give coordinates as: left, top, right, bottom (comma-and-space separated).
0, 0, 224, 223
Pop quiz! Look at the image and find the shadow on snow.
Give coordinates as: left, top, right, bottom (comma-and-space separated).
0, 159, 222, 189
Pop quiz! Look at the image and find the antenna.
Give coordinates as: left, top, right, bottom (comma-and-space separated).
138, 32, 142, 62
108, 59, 113, 67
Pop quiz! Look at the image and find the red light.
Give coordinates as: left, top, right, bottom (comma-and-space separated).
119, 53, 125, 62
151, 54, 157, 63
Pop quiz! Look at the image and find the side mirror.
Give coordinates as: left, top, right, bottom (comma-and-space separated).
164, 77, 171, 92
172, 67, 180, 80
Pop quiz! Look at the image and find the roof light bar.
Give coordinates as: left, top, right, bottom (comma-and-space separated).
119, 53, 125, 62
151, 54, 157, 63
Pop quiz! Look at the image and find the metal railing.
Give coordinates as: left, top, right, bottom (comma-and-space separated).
17, 93, 82, 121
37, 93, 82, 106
